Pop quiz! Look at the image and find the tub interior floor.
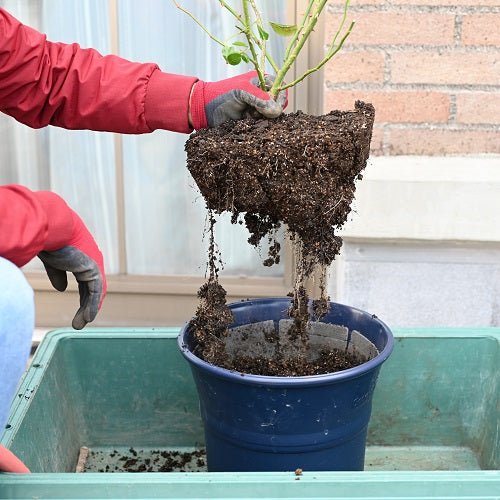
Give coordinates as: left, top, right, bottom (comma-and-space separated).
79, 445, 482, 473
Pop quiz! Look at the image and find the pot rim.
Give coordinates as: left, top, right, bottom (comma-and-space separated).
178, 298, 394, 387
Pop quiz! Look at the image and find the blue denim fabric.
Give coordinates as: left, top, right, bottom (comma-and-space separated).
0, 257, 34, 437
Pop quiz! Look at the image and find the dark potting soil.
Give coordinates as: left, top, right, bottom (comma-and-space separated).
185, 102, 375, 376
223, 349, 368, 377
84, 448, 207, 473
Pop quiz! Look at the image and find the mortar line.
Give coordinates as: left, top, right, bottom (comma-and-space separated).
327, 3, 500, 15
339, 44, 500, 54
449, 94, 458, 125
375, 122, 500, 131
325, 82, 500, 93
454, 13, 463, 48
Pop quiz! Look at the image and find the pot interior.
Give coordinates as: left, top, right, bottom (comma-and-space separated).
224, 320, 379, 363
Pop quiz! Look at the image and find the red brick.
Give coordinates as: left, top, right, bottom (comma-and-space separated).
325, 90, 450, 123
461, 15, 500, 46
325, 51, 385, 83
327, 0, 386, 6
391, 52, 500, 85
389, 128, 500, 155
457, 93, 500, 124
325, 11, 455, 46
368, 126, 385, 155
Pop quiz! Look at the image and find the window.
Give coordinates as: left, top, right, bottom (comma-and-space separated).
1, 0, 324, 326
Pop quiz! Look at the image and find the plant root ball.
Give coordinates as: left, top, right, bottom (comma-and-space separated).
185, 101, 375, 268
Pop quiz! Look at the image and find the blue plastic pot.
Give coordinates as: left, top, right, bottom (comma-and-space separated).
178, 298, 394, 472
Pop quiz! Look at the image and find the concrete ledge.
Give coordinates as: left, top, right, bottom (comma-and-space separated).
341, 155, 500, 242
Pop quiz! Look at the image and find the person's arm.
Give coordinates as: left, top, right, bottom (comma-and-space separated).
0, 8, 196, 133
0, 8, 286, 135
0, 185, 106, 329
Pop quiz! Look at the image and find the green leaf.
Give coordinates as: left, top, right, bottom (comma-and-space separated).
240, 53, 250, 63
227, 52, 242, 65
269, 22, 298, 37
222, 46, 242, 65
257, 25, 269, 40
232, 41, 247, 47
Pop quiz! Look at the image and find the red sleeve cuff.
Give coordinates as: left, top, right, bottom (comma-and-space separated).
189, 81, 208, 130
144, 69, 198, 134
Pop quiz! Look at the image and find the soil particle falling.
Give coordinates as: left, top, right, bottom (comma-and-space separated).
185, 102, 375, 375
189, 211, 233, 361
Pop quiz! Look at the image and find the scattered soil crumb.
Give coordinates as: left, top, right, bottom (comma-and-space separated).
85, 448, 206, 473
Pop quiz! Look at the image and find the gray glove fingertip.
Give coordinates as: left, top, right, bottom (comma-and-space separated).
74, 281, 101, 330
72, 308, 87, 330
39, 254, 68, 291
263, 75, 276, 90
85, 280, 102, 322
275, 90, 287, 110
46, 267, 68, 292
250, 75, 276, 92
253, 98, 284, 119
238, 90, 284, 119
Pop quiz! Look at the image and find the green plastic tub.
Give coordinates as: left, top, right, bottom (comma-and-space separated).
0, 327, 498, 499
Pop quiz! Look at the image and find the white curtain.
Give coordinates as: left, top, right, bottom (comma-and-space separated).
0, 0, 285, 277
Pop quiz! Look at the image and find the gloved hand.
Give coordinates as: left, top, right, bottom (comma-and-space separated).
0, 445, 30, 473
189, 70, 288, 129
38, 208, 106, 331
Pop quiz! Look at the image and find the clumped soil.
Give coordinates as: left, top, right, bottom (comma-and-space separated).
186, 101, 375, 376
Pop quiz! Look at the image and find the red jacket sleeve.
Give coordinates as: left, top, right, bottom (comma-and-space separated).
0, 185, 74, 268
0, 8, 197, 134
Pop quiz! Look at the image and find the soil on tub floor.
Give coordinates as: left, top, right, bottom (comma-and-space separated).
82, 448, 207, 473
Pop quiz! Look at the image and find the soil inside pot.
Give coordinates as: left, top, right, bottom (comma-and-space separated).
220, 348, 367, 377
185, 102, 375, 376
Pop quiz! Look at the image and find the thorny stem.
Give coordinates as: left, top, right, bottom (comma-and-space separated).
218, 0, 244, 25
283, 0, 315, 63
269, 0, 353, 98
280, 0, 355, 90
269, 0, 330, 98
248, 0, 267, 84
220, 0, 279, 75
173, 0, 353, 99
277, 20, 354, 93
172, 0, 225, 46
242, 0, 266, 89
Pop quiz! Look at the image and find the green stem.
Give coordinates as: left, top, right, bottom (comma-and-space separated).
270, 0, 328, 98
172, 0, 225, 46
326, 0, 352, 56
220, 0, 279, 74
276, 20, 354, 92
242, 0, 266, 90
218, 0, 245, 28
249, 0, 267, 82
283, 0, 315, 63
174, 0, 353, 101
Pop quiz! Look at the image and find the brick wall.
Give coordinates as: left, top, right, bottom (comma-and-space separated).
324, 0, 500, 155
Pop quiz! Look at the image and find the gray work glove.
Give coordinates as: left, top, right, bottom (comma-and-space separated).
189, 70, 288, 129
37, 211, 106, 330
